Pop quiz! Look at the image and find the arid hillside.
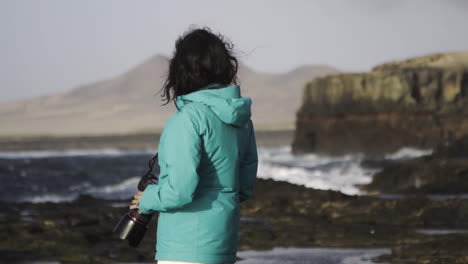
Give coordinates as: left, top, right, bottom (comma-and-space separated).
0, 55, 337, 136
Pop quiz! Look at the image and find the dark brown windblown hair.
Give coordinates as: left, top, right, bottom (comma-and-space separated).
157, 27, 238, 110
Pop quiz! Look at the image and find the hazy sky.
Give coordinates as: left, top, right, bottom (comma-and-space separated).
1, 0, 468, 103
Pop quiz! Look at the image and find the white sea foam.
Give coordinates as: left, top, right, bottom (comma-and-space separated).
24, 194, 78, 203
257, 146, 375, 195
87, 177, 140, 198
384, 147, 432, 160
256, 146, 432, 195
21, 178, 141, 203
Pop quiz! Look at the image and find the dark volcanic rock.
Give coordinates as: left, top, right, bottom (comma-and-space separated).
433, 134, 468, 158
363, 135, 468, 194
1, 179, 468, 263
376, 234, 468, 264
292, 51, 468, 155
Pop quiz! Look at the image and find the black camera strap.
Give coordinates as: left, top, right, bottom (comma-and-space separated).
137, 152, 160, 191
145, 152, 158, 176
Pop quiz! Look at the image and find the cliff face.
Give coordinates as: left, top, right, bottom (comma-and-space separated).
292, 51, 468, 155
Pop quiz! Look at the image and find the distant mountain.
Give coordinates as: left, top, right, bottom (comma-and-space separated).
0, 55, 337, 136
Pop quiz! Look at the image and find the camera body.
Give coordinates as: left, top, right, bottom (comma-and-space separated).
113, 153, 160, 247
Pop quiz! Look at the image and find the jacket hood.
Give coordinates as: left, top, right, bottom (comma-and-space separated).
175, 84, 252, 127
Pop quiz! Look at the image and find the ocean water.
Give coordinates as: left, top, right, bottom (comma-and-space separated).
0, 146, 431, 203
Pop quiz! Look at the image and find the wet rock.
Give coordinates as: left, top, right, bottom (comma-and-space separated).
433, 134, 468, 158
376, 234, 468, 264
1, 179, 468, 263
363, 135, 468, 194
0, 250, 42, 262
66, 216, 100, 228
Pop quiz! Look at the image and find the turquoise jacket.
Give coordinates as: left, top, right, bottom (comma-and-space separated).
138, 84, 258, 264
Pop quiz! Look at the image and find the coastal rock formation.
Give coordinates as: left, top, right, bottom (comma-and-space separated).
292, 51, 468, 155
362, 135, 468, 194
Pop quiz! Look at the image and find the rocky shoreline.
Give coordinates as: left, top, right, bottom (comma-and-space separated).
1, 132, 468, 263
1, 176, 467, 264
362, 135, 468, 195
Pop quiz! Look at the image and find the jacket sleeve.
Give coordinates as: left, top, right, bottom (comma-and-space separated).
138, 111, 201, 213
239, 120, 258, 203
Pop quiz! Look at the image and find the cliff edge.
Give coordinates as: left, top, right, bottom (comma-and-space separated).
292, 51, 468, 155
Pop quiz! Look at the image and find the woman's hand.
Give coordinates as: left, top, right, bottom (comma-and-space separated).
129, 191, 143, 209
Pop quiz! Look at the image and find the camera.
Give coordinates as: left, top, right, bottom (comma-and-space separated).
113, 153, 160, 247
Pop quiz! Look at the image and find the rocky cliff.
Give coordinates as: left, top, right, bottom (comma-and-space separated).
292, 51, 468, 155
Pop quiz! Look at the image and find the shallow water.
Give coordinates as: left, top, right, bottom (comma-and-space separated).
415, 228, 468, 235
23, 247, 391, 264
236, 247, 390, 264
